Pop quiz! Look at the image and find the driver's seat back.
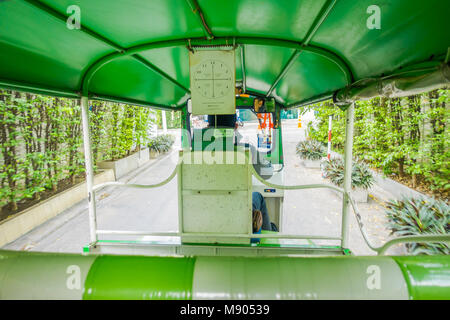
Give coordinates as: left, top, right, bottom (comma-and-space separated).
179, 149, 252, 244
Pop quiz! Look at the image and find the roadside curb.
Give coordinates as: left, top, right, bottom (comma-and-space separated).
0, 169, 115, 247
120, 148, 177, 184
324, 150, 427, 202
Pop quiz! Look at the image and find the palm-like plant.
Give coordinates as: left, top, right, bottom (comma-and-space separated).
322, 157, 374, 190
385, 197, 449, 255
296, 140, 326, 161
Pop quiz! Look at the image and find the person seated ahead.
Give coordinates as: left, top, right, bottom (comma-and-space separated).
252, 192, 278, 243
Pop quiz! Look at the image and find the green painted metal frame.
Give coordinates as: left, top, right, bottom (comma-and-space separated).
0, 78, 80, 99
1, 249, 448, 299
341, 102, 354, 249
1, 0, 447, 111
0, 33, 354, 109
185, 0, 214, 40
80, 96, 98, 244
23, 0, 124, 51
26, 0, 350, 109
23, 0, 190, 102
87, 239, 347, 258
1, 0, 358, 109
90, 93, 185, 112
80, 36, 353, 95
240, 45, 247, 93
266, 0, 339, 98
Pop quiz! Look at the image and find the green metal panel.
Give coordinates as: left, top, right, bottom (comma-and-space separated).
39, 0, 204, 47
0, 0, 113, 92
197, 0, 328, 42
192, 256, 409, 299
0, 250, 96, 300
259, 230, 281, 246
140, 46, 191, 90
393, 256, 450, 300
1, 250, 449, 300
235, 46, 244, 83
89, 56, 188, 107
83, 255, 195, 300
0, 0, 448, 109
244, 45, 296, 96
275, 50, 349, 105
191, 128, 236, 152
311, 0, 450, 79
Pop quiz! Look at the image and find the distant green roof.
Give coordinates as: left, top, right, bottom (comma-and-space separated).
0, 0, 448, 109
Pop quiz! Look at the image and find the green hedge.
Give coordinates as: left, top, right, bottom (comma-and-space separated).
0, 90, 154, 212
307, 89, 449, 197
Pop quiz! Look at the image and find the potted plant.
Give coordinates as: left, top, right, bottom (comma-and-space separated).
148, 139, 160, 159
385, 196, 449, 255
296, 140, 326, 168
322, 157, 375, 202
157, 134, 175, 153
148, 134, 175, 158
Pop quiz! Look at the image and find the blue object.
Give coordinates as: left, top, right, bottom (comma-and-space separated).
252, 192, 271, 231
251, 226, 262, 243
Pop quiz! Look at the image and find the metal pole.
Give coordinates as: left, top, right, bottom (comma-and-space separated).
80, 96, 98, 244
327, 114, 332, 160
341, 103, 354, 249
162, 110, 168, 133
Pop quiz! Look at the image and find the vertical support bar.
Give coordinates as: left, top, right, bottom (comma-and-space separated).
162, 110, 168, 133
240, 45, 246, 93
275, 105, 284, 165
341, 103, 354, 249
327, 115, 332, 160
80, 96, 98, 244
152, 109, 158, 137
181, 103, 191, 150
177, 158, 184, 235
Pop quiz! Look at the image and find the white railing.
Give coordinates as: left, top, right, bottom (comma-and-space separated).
91, 160, 450, 255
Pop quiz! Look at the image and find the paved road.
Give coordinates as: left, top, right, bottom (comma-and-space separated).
4, 120, 402, 255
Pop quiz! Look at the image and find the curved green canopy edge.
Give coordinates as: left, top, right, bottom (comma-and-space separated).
0, 0, 449, 109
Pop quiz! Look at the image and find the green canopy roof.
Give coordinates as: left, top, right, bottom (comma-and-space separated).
0, 0, 449, 109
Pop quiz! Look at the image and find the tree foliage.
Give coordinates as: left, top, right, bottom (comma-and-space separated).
306, 89, 449, 198
0, 90, 155, 212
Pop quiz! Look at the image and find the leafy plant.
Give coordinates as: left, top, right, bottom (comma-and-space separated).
0, 90, 156, 216
307, 89, 449, 198
322, 157, 375, 190
385, 196, 450, 255
296, 140, 326, 161
148, 134, 175, 153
